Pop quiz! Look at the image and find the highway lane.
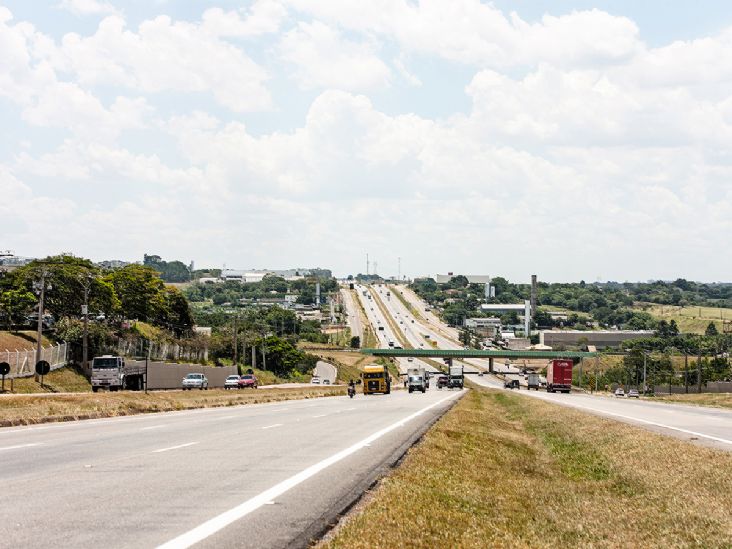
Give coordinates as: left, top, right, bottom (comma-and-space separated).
339, 288, 362, 342
314, 360, 337, 383
0, 389, 463, 548
383, 286, 732, 451
471, 373, 732, 451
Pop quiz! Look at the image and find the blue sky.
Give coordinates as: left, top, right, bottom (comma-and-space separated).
2, 1, 732, 281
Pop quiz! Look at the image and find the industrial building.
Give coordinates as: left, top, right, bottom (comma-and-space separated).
539, 330, 654, 349
464, 317, 502, 337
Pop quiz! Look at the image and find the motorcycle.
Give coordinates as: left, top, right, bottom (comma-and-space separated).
348, 385, 355, 398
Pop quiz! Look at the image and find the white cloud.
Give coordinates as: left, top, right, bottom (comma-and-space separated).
279, 21, 390, 91
202, 0, 288, 37
59, 0, 120, 17
55, 14, 271, 112
284, 1, 642, 68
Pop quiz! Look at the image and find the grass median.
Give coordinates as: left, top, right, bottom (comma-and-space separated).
0, 385, 345, 427
320, 386, 732, 548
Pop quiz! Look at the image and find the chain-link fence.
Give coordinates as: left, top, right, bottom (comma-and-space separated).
0, 343, 68, 378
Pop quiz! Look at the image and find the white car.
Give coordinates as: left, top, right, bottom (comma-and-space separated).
614, 388, 625, 398
224, 375, 240, 390
182, 373, 208, 390
311, 376, 321, 384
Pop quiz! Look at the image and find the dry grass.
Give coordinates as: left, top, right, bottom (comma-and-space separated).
650, 392, 732, 410
8, 365, 92, 394
320, 387, 732, 549
0, 385, 344, 427
0, 330, 52, 350
637, 303, 732, 334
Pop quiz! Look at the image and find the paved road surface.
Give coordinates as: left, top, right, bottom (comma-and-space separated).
0, 389, 463, 548
380, 285, 732, 452
314, 360, 337, 383
339, 288, 362, 342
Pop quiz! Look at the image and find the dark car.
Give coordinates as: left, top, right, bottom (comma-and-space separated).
436, 375, 449, 389
504, 379, 520, 390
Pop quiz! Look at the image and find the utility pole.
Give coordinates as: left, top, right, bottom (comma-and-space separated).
366, 253, 369, 276
684, 347, 689, 394
642, 351, 647, 394
80, 273, 92, 375
697, 343, 703, 394
398, 257, 401, 282
34, 271, 48, 381
232, 315, 238, 367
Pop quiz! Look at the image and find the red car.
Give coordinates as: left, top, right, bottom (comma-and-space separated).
436, 375, 449, 389
238, 374, 258, 389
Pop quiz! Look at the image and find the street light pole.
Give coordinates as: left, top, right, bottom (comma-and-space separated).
642, 351, 647, 394
34, 271, 48, 381
81, 274, 92, 374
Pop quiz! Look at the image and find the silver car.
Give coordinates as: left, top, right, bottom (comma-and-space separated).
224, 375, 240, 390
182, 373, 208, 390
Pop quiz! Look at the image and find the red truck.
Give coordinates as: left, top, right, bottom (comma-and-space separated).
546, 359, 573, 393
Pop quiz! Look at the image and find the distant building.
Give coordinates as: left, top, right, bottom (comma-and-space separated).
96, 259, 133, 269
435, 274, 492, 284
219, 268, 330, 283
540, 330, 653, 349
464, 317, 502, 337
479, 304, 527, 314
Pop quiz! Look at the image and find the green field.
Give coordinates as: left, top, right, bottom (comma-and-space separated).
636, 303, 732, 334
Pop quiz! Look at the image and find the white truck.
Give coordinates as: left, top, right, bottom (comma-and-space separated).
91, 355, 145, 392
407, 367, 428, 393
527, 373, 541, 390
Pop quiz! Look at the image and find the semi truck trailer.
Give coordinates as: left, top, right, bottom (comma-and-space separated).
546, 359, 573, 393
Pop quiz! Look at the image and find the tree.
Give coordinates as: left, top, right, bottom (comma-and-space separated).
106, 265, 166, 322
705, 322, 719, 337
350, 336, 360, 349
0, 288, 36, 330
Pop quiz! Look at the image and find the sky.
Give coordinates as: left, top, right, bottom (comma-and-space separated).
2, 1, 732, 282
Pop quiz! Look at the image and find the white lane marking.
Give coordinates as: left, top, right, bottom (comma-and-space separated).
157, 391, 461, 549
511, 388, 732, 447
141, 424, 167, 431
558, 402, 732, 446
261, 424, 283, 430
343, 408, 356, 411
152, 442, 198, 453
0, 443, 43, 451
312, 414, 328, 418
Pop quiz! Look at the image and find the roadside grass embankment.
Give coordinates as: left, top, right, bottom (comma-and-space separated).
320, 386, 732, 549
648, 392, 732, 410
7, 365, 91, 394
0, 330, 53, 350
0, 385, 345, 427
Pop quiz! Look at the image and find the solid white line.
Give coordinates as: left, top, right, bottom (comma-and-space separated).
157, 391, 462, 549
152, 442, 198, 453
0, 443, 43, 451
312, 414, 328, 418
261, 424, 283, 430
141, 425, 166, 431
560, 402, 732, 446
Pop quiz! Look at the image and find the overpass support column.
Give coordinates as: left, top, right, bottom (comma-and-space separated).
489, 357, 494, 373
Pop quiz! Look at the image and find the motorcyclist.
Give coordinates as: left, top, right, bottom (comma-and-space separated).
348, 379, 356, 397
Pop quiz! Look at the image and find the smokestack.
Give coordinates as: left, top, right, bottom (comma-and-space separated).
530, 274, 537, 318
524, 300, 531, 338
316, 282, 321, 304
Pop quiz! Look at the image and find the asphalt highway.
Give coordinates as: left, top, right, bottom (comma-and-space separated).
0, 389, 463, 548
378, 285, 732, 452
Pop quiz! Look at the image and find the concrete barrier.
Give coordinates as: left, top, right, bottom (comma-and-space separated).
127, 360, 237, 390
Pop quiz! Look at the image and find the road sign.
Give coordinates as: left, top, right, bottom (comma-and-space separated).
35, 360, 50, 376
0, 362, 9, 376
81, 304, 88, 314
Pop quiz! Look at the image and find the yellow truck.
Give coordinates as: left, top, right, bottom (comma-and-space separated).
362, 364, 392, 395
